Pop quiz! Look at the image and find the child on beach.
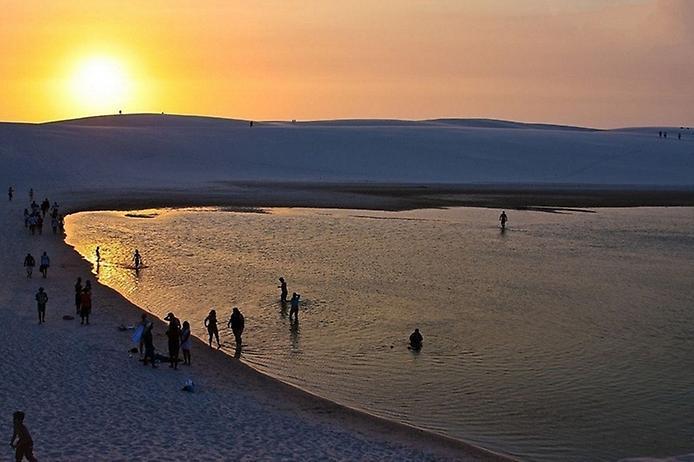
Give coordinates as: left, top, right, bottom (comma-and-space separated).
39, 252, 50, 278
181, 321, 192, 365
23, 253, 35, 278
35, 287, 48, 324
204, 309, 221, 349
289, 293, 301, 321
10, 411, 37, 462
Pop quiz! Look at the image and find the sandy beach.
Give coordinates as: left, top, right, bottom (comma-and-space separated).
1, 193, 514, 461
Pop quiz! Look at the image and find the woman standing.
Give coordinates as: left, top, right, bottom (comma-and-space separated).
204, 309, 221, 349
181, 321, 192, 365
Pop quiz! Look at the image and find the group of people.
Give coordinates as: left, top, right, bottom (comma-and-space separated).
23, 252, 50, 278
23, 194, 63, 236
658, 130, 684, 140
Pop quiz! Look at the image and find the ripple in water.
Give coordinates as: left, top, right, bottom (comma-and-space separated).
65, 207, 694, 461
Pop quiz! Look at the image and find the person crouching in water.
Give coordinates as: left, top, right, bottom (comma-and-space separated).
228, 307, 245, 348
164, 312, 181, 369
181, 321, 192, 365
409, 328, 423, 350
204, 309, 221, 349
10, 411, 37, 462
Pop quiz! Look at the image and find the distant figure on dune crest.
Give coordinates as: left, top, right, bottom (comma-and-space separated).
228, 307, 245, 347
132, 249, 142, 270
289, 293, 301, 321
8, 186, 13, 201
678, 132, 682, 140
204, 309, 221, 349
10, 411, 37, 462
409, 328, 423, 350
181, 321, 192, 365
39, 252, 50, 278
499, 211, 508, 230
35, 287, 47, 324
249, 120, 254, 127
278, 277, 288, 303
23, 253, 35, 278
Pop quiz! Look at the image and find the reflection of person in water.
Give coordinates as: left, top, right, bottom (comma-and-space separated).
409, 328, 423, 350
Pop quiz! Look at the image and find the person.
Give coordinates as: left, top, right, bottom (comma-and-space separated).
499, 211, 508, 230
23, 253, 35, 278
51, 202, 59, 217
28, 214, 37, 235
181, 321, 192, 365
51, 215, 59, 234
8, 186, 13, 201
35, 287, 48, 324
40, 198, 49, 217
95, 246, 101, 264
85, 279, 92, 293
228, 307, 245, 347
36, 215, 43, 235
79, 287, 92, 325
278, 277, 288, 303
132, 249, 142, 270
10, 411, 37, 462
204, 309, 221, 348
136, 313, 148, 358
289, 293, 301, 321
409, 328, 423, 350
23, 209, 29, 228
678, 132, 682, 140
39, 252, 50, 278
164, 312, 181, 369
142, 321, 157, 368
74, 277, 82, 314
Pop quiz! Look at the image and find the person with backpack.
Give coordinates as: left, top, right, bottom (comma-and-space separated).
23, 253, 35, 278
35, 287, 48, 324
39, 252, 50, 278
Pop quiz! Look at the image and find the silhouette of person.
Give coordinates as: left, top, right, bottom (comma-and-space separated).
142, 321, 157, 368
23, 253, 35, 278
95, 246, 101, 264
8, 186, 13, 201
10, 411, 37, 462
499, 211, 508, 229
80, 288, 92, 325
409, 328, 423, 350
228, 307, 245, 347
278, 277, 288, 303
39, 252, 50, 278
204, 309, 221, 348
164, 312, 181, 369
181, 321, 192, 365
132, 249, 142, 270
35, 288, 48, 324
289, 293, 301, 321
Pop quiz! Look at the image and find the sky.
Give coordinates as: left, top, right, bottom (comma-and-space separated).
0, 0, 692, 127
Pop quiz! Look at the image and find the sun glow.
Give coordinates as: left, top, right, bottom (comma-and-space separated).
69, 56, 132, 114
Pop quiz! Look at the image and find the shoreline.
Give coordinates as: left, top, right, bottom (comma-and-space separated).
61, 197, 517, 461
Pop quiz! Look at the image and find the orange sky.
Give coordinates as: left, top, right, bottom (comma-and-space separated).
1, 0, 692, 127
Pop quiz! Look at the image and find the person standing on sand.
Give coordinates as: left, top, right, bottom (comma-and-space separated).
10, 411, 37, 462
85, 279, 92, 293
132, 249, 142, 270
278, 277, 288, 303
95, 246, 101, 264
164, 312, 181, 369
39, 252, 50, 278
228, 307, 245, 347
142, 321, 157, 368
35, 287, 48, 324
499, 211, 508, 230
8, 186, 13, 201
74, 277, 82, 314
181, 321, 192, 365
289, 293, 301, 321
51, 215, 59, 234
23, 253, 35, 278
79, 287, 92, 325
204, 309, 221, 348
409, 328, 423, 350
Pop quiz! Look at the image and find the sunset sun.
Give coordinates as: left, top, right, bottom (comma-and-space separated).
69, 56, 131, 113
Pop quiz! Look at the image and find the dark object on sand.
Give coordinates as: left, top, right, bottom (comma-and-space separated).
129, 347, 139, 354
62, 315, 75, 320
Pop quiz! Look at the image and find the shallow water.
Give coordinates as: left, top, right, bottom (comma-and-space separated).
65, 206, 694, 461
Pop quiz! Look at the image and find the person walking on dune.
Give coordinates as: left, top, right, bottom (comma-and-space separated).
289, 293, 301, 321
278, 277, 288, 303
23, 253, 35, 278
228, 307, 245, 348
204, 309, 221, 349
499, 211, 508, 230
10, 411, 37, 462
35, 287, 48, 324
39, 252, 50, 278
